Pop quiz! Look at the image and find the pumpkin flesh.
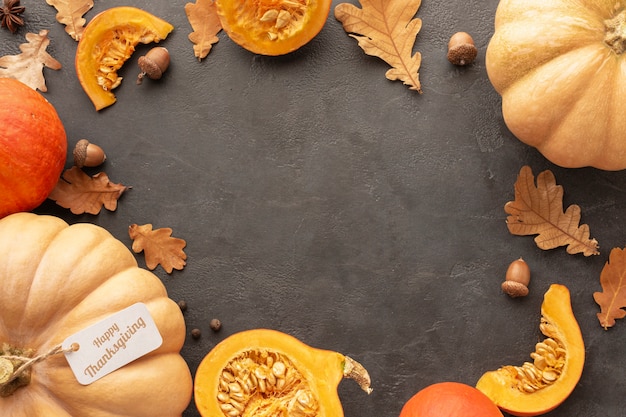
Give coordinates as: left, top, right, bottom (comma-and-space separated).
194, 328, 371, 417
476, 284, 585, 416
0, 213, 192, 417
216, 0, 332, 56
75, 7, 174, 111
486, 0, 626, 170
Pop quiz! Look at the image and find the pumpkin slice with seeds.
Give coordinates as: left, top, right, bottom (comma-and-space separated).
194, 328, 372, 417
476, 284, 585, 416
75, 7, 173, 111
215, 0, 332, 56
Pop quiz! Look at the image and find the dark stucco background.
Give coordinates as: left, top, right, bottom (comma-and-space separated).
2, 1, 626, 416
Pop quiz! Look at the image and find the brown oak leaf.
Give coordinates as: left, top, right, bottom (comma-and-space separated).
185, 0, 221, 60
505, 165, 599, 256
594, 247, 626, 329
129, 224, 187, 274
0, 30, 62, 92
335, 0, 422, 92
48, 166, 129, 215
45, 0, 94, 41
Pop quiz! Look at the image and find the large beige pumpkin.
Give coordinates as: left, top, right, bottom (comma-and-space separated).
486, 0, 626, 170
0, 213, 192, 416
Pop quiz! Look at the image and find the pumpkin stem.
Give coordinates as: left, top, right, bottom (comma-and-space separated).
0, 343, 75, 397
604, 9, 626, 55
342, 356, 373, 394
0, 344, 35, 397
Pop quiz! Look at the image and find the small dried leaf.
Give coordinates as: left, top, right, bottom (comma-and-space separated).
594, 247, 626, 329
335, 0, 422, 92
505, 165, 599, 256
129, 224, 187, 273
48, 166, 129, 215
45, 0, 94, 41
185, 0, 222, 60
0, 30, 62, 92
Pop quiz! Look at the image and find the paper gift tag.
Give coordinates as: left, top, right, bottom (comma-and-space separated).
62, 302, 163, 385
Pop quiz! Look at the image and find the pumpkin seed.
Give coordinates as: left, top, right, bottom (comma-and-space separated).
217, 349, 319, 417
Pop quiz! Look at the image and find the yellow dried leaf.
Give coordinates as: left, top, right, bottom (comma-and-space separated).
48, 166, 129, 215
185, 0, 222, 60
335, 0, 422, 92
594, 247, 626, 329
45, 0, 93, 41
505, 165, 599, 256
129, 224, 187, 274
0, 30, 61, 92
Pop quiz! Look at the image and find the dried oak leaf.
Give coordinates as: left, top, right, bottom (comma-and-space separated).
594, 248, 626, 329
48, 166, 129, 215
505, 165, 599, 256
45, 0, 93, 41
185, 0, 221, 60
0, 30, 61, 92
335, 0, 422, 92
129, 224, 187, 274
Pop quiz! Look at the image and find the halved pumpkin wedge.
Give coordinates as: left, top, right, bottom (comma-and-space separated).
75, 7, 174, 111
194, 329, 372, 417
476, 284, 585, 416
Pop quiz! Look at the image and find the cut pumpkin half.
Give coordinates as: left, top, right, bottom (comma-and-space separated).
194, 328, 372, 417
75, 7, 174, 111
476, 284, 585, 416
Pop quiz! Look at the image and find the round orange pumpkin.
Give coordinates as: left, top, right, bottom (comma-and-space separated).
0, 79, 67, 219
216, 0, 332, 55
399, 382, 503, 417
0, 212, 192, 416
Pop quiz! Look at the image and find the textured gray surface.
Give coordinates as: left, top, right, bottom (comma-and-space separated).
2, 1, 626, 416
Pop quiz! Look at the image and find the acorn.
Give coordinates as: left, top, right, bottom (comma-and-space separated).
72, 139, 106, 168
447, 32, 478, 66
137, 47, 170, 85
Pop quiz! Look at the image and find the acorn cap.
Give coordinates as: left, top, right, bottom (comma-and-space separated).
447, 43, 478, 66
73, 139, 106, 168
501, 281, 529, 298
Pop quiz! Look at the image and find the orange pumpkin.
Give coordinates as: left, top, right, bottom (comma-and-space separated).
0, 213, 192, 416
216, 0, 332, 55
0, 78, 67, 219
399, 382, 503, 417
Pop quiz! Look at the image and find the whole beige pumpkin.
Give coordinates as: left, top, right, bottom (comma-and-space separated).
0, 213, 192, 416
486, 0, 626, 170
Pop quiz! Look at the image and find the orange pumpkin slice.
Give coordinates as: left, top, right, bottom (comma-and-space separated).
75, 7, 174, 111
476, 284, 585, 416
194, 329, 372, 417
216, 0, 332, 56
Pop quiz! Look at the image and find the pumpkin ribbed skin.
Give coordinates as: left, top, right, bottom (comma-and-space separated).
486, 0, 626, 170
0, 213, 192, 417
0, 79, 67, 218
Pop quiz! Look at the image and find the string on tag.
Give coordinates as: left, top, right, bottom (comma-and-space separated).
0, 342, 79, 386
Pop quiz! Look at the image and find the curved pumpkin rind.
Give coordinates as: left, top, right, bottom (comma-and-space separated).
194, 328, 352, 417
476, 284, 585, 417
486, 0, 626, 170
75, 7, 174, 111
215, 0, 332, 56
0, 79, 67, 219
0, 212, 192, 417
